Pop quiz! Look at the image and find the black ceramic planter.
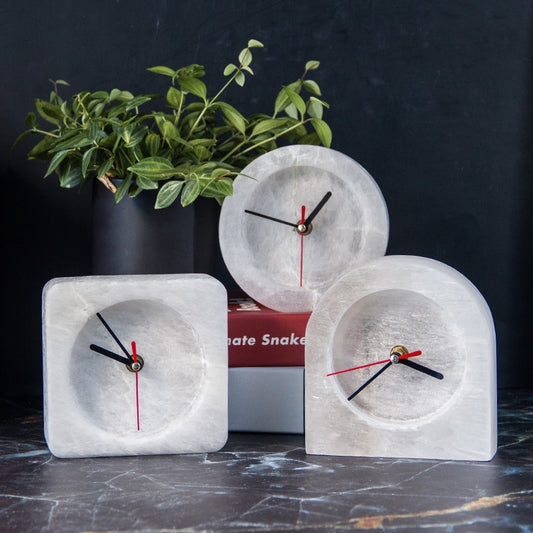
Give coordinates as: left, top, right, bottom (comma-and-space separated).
91, 183, 219, 276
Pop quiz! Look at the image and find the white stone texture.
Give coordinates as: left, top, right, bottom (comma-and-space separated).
42, 274, 228, 458
219, 146, 389, 312
305, 255, 497, 460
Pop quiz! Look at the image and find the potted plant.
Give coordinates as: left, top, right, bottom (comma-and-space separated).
16, 39, 332, 273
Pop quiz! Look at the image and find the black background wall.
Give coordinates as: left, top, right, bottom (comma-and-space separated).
1, 1, 531, 398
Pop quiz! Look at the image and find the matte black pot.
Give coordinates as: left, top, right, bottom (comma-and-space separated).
91, 183, 219, 275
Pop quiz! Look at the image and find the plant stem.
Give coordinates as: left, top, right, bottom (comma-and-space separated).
174, 92, 184, 127
220, 120, 307, 163
32, 128, 59, 138
186, 74, 235, 141
186, 49, 250, 140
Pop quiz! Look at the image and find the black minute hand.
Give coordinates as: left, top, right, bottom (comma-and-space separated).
347, 361, 392, 401
304, 191, 332, 227
244, 209, 298, 228
96, 312, 132, 360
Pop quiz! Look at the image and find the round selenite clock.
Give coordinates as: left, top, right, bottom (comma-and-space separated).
305, 255, 497, 461
42, 274, 228, 458
219, 145, 389, 312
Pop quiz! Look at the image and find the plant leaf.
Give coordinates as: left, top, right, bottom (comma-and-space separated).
178, 77, 207, 100
166, 86, 183, 108
307, 99, 323, 119
94, 102, 106, 116
81, 146, 97, 177
214, 177, 233, 196
303, 80, 321, 96
235, 72, 245, 87
305, 60, 320, 71
12, 129, 33, 148
247, 39, 264, 48
34, 99, 64, 125
97, 157, 114, 178
219, 103, 247, 134
89, 122, 106, 143
26, 134, 55, 159
128, 156, 187, 179
114, 174, 132, 203
310, 118, 332, 148
194, 145, 211, 161
250, 118, 287, 138
136, 175, 158, 190
155, 180, 184, 209
238, 48, 252, 68
124, 95, 152, 111
223, 63, 237, 76
57, 162, 83, 188
117, 90, 134, 101
109, 88, 122, 101
274, 88, 291, 116
283, 87, 306, 116
145, 133, 161, 156
53, 132, 93, 151
284, 103, 299, 119
147, 66, 176, 77
24, 112, 37, 127
128, 156, 173, 178
181, 179, 201, 206
298, 132, 321, 145
44, 150, 70, 177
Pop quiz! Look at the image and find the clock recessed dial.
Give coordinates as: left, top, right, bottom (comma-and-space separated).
331, 288, 465, 426
72, 299, 205, 437
305, 256, 497, 461
219, 146, 389, 312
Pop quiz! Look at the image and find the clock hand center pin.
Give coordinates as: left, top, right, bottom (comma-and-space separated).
390, 345, 409, 364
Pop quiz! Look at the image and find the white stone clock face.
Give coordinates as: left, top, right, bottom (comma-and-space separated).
43, 274, 228, 458
305, 256, 497, 461
219, 146, 389, 312
71, 299, 205, 436
332, 289, 466, 425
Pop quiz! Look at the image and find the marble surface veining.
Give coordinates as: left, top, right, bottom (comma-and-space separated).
0, 390, 532, 532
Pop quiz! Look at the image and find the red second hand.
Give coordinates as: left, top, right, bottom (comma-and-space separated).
132, 341, 140, 431
327, 350, 422, 376
300, 205, 305, 287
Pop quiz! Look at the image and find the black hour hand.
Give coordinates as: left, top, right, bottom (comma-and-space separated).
304, 191, 332, 227
400, 358, 444, 380
90, 344, 131, 367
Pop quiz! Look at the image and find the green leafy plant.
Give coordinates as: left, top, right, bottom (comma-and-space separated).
16, 39, 332, 208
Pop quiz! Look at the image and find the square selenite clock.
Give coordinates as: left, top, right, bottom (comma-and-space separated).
305, 256, 497, 461
42, 274, 228, 458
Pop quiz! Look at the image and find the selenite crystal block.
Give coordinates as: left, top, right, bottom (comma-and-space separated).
42, 274, 228, 458
305, 256, 497, 461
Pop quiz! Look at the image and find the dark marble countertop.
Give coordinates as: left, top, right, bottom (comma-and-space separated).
1, 390, 532, 532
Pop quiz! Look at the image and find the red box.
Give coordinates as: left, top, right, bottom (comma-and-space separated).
228, 292, 310, 367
